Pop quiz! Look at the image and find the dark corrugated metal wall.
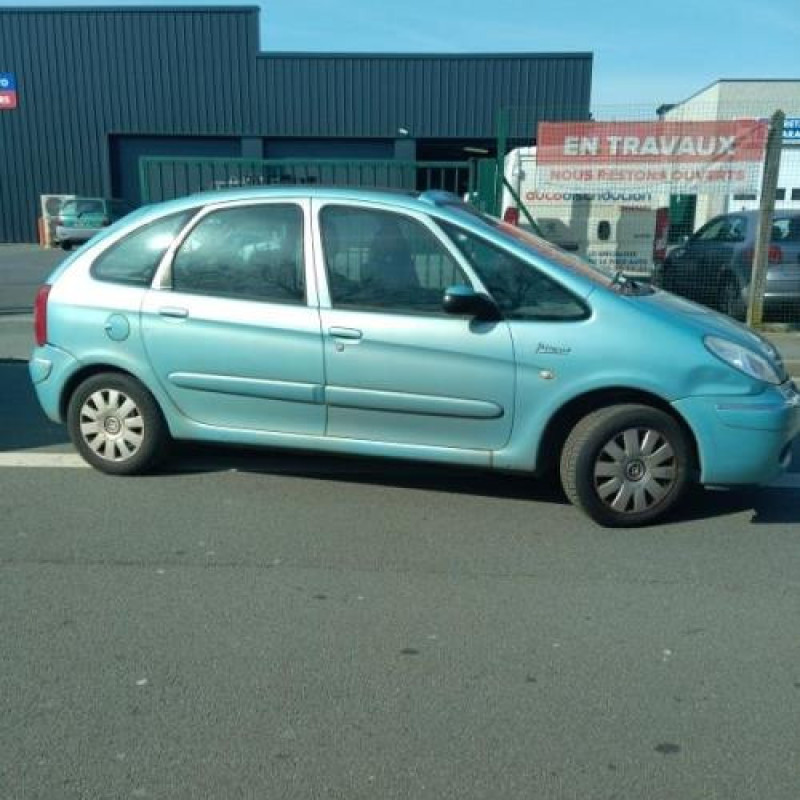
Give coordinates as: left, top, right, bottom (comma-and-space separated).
256, 54, 591, 139
0, 7, 260, 242
0, 7, 591, 242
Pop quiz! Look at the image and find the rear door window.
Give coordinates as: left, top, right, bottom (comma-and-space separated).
771, 217, 800, 243
170, 204, 305, 304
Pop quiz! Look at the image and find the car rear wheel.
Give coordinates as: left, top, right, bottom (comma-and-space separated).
67, 372, 169, 475
560, 404, 692, 527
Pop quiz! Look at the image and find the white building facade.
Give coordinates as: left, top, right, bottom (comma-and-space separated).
662, 80, 800, 229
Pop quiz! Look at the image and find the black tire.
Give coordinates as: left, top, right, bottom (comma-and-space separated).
60, 241, 73, 251
719, 274, 746, 321
560, 404, 692, 527
66, 372, 169, 475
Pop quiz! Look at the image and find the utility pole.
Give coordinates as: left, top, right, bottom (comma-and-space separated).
746, 110, 785, 328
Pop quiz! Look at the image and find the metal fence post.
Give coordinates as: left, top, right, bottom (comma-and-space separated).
746, 109, 785, 328
138, 158, 149, 205
494, 108, 509, 217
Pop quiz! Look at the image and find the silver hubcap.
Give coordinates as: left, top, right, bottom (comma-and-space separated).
593, 427, 677, 514
79, 388, 145, 462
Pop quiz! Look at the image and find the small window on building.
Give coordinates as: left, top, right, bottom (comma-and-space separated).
733, 193, 757, 201
91, 211, 193, 286
792, 189, 800, 201
775, 188, 786, 201
597, 221, 611, 241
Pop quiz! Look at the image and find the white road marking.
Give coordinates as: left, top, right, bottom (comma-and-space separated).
0, 452, 88, 468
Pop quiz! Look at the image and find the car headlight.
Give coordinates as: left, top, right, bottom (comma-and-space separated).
704, 335, 781, 385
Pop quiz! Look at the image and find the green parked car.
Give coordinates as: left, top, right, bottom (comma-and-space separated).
55, 197, 132, 250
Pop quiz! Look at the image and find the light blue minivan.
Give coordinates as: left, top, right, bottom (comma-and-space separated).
30, 189, 800, 526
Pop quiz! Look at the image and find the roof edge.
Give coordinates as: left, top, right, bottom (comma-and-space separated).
257, 51, 593, 60
669, 78, 800, 110
0, 5, 259, 13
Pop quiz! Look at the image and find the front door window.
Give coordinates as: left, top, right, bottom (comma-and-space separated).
320, 205, 471, 313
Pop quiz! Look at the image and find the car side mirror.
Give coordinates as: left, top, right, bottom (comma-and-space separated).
442, 285, 501, 321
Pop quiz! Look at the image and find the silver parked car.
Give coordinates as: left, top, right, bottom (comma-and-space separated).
660, 210, 800, 319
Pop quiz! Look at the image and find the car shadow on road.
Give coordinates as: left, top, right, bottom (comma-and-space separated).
0, 360, 71, 450
171, 442, 571, 504
668, 485, 800, 526
170, 443, 800, 524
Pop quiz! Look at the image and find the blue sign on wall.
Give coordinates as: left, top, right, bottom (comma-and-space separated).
784, 118, 800, 142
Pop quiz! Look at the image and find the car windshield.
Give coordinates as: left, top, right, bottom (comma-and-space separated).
63, 198, 105, 216
446, 205, 617, 289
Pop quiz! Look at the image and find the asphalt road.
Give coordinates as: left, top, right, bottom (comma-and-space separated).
2, 343, 800, 798
2, 248, 800, 798
0, 245, 65, 313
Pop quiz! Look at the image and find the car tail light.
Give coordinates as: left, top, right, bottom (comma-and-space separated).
34, 285, 51, 347
503, 207, 520, 226
744, 246, 783, 265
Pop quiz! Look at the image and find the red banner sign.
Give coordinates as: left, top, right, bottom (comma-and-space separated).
536, 119, 768, 195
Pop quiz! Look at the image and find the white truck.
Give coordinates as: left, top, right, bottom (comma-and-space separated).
502, 146, 662, 277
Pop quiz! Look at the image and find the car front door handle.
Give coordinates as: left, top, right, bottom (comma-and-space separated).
328, 326, 363, 340
158, 306, 189, 319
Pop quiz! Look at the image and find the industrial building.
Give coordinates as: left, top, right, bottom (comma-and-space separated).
0, 6, 593, 242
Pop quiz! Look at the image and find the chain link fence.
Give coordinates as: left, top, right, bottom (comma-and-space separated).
500, 103, 800, 326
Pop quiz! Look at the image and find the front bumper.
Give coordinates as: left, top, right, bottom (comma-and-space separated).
29, 344, 81, 423
673, 381, 800, 485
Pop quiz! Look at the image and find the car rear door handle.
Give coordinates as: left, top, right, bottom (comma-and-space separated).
328, 326, 363, 340
158, 306, 189, 319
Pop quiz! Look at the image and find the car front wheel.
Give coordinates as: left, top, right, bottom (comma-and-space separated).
560, 404, 692, 527
67, 372, 169, 475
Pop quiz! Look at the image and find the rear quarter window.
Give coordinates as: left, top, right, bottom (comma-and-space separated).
91, 211, 193, 286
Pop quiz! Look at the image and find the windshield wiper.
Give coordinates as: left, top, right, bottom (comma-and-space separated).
610, 270, 629, 291
610, 270, 653, 296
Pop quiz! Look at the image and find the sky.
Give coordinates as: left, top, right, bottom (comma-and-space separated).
17, 0, 800, 110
